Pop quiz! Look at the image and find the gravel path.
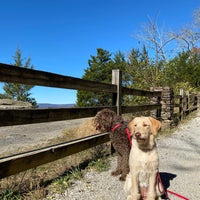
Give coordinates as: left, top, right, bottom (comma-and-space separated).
45, 110, 200, 200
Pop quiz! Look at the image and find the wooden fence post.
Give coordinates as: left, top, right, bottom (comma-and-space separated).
185, 91, 190, 115
112, 69, 122, 115
156, 95, 162, 119
179, 89, 184, 121
193, 95, 198, 110
150, 87, 161, 119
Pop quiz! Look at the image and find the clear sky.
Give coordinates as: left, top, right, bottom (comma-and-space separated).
0, 0, 199, 104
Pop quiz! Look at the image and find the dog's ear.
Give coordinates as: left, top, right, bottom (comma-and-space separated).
148, 117, 162, 135
128, 120, 135, 135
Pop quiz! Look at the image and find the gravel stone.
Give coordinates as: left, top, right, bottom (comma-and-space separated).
46, 110, 200, 200
1, 110, 199, 199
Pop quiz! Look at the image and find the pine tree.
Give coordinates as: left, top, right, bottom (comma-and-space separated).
3, 48, 37, 105
76, 48, 128, 107
124, 46, 158, 105
164, 50, 200, 93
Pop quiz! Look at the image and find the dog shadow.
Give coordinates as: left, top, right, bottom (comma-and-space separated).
159, 172, 176, 199
159, 172, 176, 189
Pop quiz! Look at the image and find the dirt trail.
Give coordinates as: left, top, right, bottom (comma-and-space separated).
157, 110, 200, 199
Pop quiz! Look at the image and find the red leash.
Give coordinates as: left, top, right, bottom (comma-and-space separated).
166, 189, 189, 200
157, 172, 189, 200
112, 123, 189, 200
111, 123, 132, 146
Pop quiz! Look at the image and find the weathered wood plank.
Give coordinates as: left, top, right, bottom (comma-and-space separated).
0, 106, 117, 126
0, 133, 110, 179
112, 70, 122, 115
0, 104, 160, 127
122, 87, 161, 97
0, 63, 116, 93
0, 63, 161, 97
122, 104, 161, 113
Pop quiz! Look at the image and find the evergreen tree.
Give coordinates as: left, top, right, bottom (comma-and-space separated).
127, 46, 151, 89
164, 50, 200, 93
3, 48, 37, 105
0, 93, 7, 99
124, 46, 166, 105
76, 48, 128, 107
113, 51, 130, 87
127, 46, 166, 89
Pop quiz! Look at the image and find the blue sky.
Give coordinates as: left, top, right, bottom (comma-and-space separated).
0, 0, 199, 104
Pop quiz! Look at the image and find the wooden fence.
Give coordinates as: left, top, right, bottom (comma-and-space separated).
0, 63, 198, 179
0, 63, 162, 179
174, 91, 199, 121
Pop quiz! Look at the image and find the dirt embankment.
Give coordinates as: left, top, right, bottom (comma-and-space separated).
0, 118, 90, 157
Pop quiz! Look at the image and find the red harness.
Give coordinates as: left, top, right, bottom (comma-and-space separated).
111, 122, 189, 200
111, 122, 132, 146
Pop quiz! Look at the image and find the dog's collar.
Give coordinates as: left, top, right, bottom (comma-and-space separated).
111, 123, 121, 132
111, 123, 132, 146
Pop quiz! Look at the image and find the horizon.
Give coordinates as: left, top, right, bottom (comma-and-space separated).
38, 103, 75, 108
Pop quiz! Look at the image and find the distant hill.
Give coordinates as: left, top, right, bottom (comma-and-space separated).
38, 103, 75, 108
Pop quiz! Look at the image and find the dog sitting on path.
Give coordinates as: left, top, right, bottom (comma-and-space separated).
124, 116, 163, 200
94, 108, 131, 181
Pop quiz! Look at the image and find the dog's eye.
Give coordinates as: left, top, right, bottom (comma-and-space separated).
143, 123, 148, 127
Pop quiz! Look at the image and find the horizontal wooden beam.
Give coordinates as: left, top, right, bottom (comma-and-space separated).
122, 104, 161, 113
0, 104, 160, 127
0, 106, 117, 126
0, 63, 116, 93
0, 132, 110, 179
0, 63, 162, 97
122, 87, 161, 97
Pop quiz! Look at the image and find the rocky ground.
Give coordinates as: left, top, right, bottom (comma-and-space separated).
45, 110, 200, 200
0, 109, 199, 199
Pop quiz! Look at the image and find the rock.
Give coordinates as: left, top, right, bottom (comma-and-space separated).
0, 99, 32, 109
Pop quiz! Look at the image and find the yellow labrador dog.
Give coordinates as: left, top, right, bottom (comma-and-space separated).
124, 117, 162, 200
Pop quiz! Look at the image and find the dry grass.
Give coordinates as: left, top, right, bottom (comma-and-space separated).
1, 112, 197, 199
0, 118, 109, 200
72, 117, 100, 138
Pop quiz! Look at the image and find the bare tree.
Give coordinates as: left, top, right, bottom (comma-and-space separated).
169, 8, 200, 52
135, 14, 176, 62
134, 8, 200, 63
193, 8, 200, 29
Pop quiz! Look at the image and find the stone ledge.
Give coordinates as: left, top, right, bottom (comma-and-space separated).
0, 99, 32, 109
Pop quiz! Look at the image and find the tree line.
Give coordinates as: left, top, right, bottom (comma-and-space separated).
1, 8, 200, 107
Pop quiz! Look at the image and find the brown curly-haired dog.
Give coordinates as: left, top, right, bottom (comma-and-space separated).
94, 108, 131, 181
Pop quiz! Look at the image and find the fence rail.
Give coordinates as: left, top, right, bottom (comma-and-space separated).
0, 133, 110, 179
174, 93, 199, 120
0, 63, 198, 179
0, 104, 161, 127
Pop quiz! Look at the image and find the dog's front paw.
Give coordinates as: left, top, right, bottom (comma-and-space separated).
111, 169, 121, 176
146, 195, 156, 200
127, 195, 132, 200
127, 193, 140, 200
